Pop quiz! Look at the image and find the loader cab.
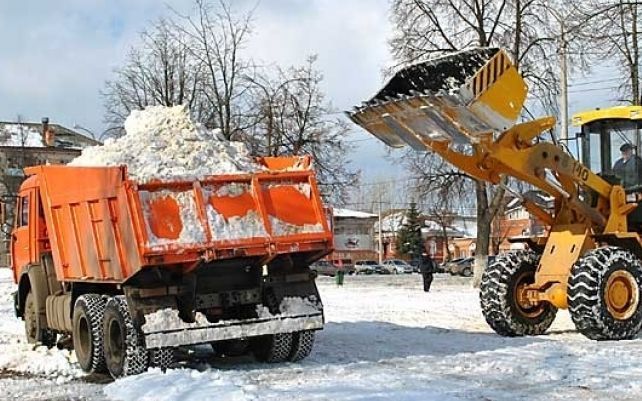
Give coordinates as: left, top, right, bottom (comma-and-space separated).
574, 106, 642, 228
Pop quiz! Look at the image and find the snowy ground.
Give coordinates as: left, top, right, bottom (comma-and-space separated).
2, 269, 642, 401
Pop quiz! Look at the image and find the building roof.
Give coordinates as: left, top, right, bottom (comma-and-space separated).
0, 121, 100, 149
333, 208, 377, 219
505, 190, 554, 213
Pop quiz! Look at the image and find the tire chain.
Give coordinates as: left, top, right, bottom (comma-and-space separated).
75, 294, 108, 373
568, 246, 642, 340
480, 250, 556, 336
288, 330, 315, 362
150, 348, 175, 371
107, 296, 150, 377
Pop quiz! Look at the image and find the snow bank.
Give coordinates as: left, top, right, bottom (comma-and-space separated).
69, 105, 263, 182
0, 269, 83, 382
0, 341, 83, 381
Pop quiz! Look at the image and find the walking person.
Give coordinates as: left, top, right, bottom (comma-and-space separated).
419, 253, 435, 292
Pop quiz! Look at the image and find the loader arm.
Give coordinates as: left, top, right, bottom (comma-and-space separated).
349, 48, 638, 310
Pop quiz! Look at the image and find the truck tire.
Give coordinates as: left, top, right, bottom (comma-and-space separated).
568, 247, 642, 340
288, 330, 315, 362
24, 291, 56, 347
480, 250, 557, 336
103, 296, 149, 378
72, 295, 107, 373
251, 333, 293, 363
150, 348, 175, 371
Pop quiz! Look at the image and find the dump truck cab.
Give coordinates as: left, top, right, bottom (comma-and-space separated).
11, 175, 49, 283
574, 106, 642, 228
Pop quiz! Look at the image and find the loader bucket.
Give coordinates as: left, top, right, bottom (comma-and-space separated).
348, 48, 527, 149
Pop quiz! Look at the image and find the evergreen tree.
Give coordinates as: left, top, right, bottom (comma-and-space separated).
396, 202, 424, 259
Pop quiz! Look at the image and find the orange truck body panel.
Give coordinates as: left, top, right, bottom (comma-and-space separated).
20, 156, 332, 284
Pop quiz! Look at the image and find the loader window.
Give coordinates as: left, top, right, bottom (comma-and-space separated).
584, 120, 642, 189
19, 196, 28, 227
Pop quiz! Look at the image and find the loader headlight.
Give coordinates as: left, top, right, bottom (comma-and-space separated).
626, 193, 638, 203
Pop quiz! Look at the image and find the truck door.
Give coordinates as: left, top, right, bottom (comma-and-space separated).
11, 193, 31, 273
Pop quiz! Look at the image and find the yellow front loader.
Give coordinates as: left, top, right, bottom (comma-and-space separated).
349, 48, 642, 340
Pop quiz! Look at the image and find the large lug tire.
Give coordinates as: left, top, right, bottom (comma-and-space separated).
288, 330, 315, 362
251, 333, 293, 363
568, 246, 642, 340
102, 296, 149, 378
72, 295, 108, 373
24, 291, 56, 347
480, 250, 557, 336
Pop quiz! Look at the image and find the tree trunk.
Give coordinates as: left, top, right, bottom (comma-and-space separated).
472, 179, 506, 287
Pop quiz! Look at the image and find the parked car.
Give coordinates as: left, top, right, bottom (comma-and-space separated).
442, 258, 463, 275
354, 260, 380, 274
382, 259, 414, 274
332, 259, 356, 275
310, 260, 336, 276
449, 257, 474, 277
409, 259, 421, 273
472, 255, 497, 271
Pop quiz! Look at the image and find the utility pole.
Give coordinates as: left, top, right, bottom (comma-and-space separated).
559, 20, 569, 142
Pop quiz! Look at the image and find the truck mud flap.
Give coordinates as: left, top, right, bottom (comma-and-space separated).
142, 312, 323, 349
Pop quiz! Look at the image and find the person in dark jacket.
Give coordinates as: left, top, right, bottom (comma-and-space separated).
613, 143, 642, 189
419, 253, 435, 292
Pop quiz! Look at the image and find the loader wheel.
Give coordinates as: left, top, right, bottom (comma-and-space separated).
24, 291, 56, 347
568, 247, 642, 340
288, 330, 315, 362
103, 296, 149, 378
73, 295, 107, 373
251, 333, 293, 363
480, 250, 557, 336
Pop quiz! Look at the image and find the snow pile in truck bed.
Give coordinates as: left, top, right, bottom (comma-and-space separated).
69, 105, 263, 182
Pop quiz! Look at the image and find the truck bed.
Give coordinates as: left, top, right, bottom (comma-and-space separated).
25, 157, 332, 283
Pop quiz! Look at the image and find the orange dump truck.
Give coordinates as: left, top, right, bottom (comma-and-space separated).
10, 156, 332, 378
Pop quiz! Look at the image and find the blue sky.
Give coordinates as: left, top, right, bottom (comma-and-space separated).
0, 0, 629, 184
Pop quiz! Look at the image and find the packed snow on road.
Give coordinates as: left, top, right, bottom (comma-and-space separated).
2, 268, 642, 400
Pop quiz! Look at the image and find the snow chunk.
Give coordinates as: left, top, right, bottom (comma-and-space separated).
69, 105, 263, 182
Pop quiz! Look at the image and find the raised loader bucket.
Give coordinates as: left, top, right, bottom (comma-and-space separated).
348, 48, 527, 148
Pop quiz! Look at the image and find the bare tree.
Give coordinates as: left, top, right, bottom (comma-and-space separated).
103, 19, 205, 137
171, 0, 256, 139
244, 56, 359, 204
572, 0, 642, 104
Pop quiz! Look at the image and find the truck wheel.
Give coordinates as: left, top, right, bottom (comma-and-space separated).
103, 296, 149, 378
24, 291, 56, 347
72, 295, 107, 373
251, 333, 293, 363
568, 247, 642, 340
480, 250, 557, 336
288, 330, 315, 362
150, 348, 175, 371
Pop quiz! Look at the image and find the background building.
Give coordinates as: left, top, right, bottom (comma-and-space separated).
0, 119, 99, 265
331, 208, 378, 262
